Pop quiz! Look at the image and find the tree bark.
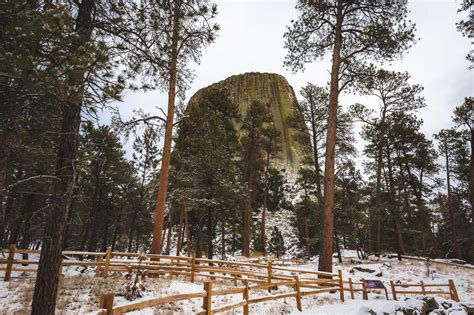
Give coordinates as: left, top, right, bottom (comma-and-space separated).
31, 1, 93, 312
31, 99, 83, 315
151, 0, 181, 254
318, 0, 343, 274
444, 139, 462, 259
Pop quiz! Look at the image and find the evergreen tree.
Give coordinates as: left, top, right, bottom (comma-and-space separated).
284, 0, 416, 273
268, 226, 285, 258
169, 88, 243, 259
240, 100, 274, 257
350, 67, 425, 256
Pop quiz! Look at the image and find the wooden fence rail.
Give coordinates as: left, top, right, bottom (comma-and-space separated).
389, 280, 460, 302
1, 245, 462, 314
99, 276, 333, 315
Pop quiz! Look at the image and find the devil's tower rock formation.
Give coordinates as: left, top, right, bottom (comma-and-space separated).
188, 72, 311, 169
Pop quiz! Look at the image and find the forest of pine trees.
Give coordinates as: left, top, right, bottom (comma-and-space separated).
0, 0, 472, 312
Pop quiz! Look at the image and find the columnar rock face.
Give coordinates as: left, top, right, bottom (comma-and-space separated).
188, 72, 311, 169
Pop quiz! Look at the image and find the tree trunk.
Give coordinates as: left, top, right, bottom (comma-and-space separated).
385, 139, 404, 260
334, 232, 342, 263
111, 212, 121, 252
127, 208, 138, 252
261, 152, 270, 255
151, 0, 181, 254
31, 94, 83, 314
373, 105, 388, 257
165, 212, 173, 255
207, 209, 213, 260
444, 139, 462, 259
304, 214, 311, 257
470, 128, 474, 232
318, 0, 343, 274
308, 98, 323, 200
221, 221, 225, 259
184, 204, 190, 256
176, 205, 184, 256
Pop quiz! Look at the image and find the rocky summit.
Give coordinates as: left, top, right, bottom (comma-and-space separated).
188, 72, 311, 169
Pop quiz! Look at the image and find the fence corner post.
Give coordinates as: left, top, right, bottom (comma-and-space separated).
243, 280, 249, 315
390, 280, 397, 300
103, 247, 112, 279
448, 279, 460, 302
294, 276, 302, 311
99, 293, 114, 315
4, 244, 16, 281
203, 281, 212, 315
338, 269, 344, 302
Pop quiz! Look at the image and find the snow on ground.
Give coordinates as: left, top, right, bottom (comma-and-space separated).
0, 250, 473, 314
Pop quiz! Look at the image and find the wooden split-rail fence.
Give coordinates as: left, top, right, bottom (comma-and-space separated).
0, 245, 462, 314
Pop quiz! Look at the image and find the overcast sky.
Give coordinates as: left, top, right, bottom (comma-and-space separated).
113, 0, 473, 164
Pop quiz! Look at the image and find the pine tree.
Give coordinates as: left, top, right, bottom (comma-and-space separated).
169, 88, 243, 259
142, 0, 220, 254
240, 100, 274, 257
350, 67, 425, 256
284, 0, 415, 273
268, 226, 285, 258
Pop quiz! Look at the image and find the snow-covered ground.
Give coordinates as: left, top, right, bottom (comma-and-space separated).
1, 250, 473, 314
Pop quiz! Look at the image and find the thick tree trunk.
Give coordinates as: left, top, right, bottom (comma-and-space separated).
31, 1, 93, 311
151, 0, 181, 254
444, 140, 462, 259
31, 103, 83, 314
318, 0, 343, 274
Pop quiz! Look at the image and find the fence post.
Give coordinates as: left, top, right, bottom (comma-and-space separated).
420, 280, 426, 295
203, 281, 212, 315
390, 280, 397, 300
4, 244, 16, 281
103, 247, 112, 279
191, 253, 196, 283
348, 277, 355, 300
448, 279, 460, 302
294, 276, 302, 311
233, 273, 238, 286
338, 269, 344, 302
99, 293, 114, 315
361, 278, 368, 300
267, 260, 272, 293
95, 255, 103, 277
243, 280, 249, 315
